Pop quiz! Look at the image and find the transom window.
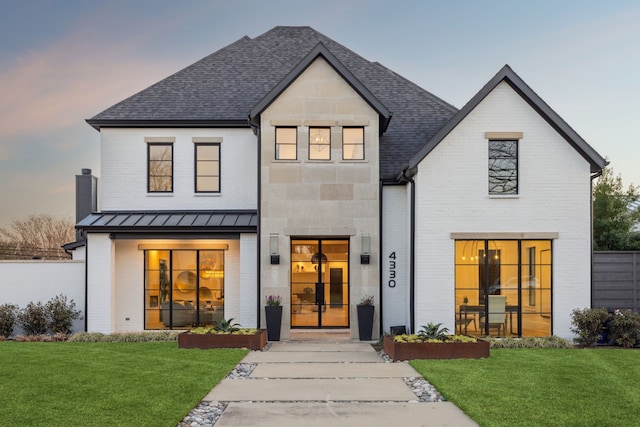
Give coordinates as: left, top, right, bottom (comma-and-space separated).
343, 127, 364, 160
195, 143, 220, 193
309, 127, 331, 160
488, 140, 518, 194
148, 143, 173, 192
275, 127, 297, 160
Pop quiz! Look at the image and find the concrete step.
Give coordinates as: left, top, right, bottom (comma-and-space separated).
250, 362, 419, 378
204, 378, 418, 402
215, 402, 479, 427
242, 350, 383, 363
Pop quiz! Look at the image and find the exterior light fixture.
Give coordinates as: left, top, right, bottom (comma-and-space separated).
361, 234, 371, 264
270, 234, 280, 264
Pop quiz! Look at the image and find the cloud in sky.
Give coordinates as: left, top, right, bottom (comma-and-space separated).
0, 0, 639, 228
0, 24, 182, 226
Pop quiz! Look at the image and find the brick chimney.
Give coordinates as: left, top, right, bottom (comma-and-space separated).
75, 168, 98, 241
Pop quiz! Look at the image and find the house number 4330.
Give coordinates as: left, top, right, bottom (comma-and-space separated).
388, 252, 397, 288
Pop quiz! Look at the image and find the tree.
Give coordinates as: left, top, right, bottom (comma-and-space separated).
0, 214, 75, 259
593, 165, 640, 251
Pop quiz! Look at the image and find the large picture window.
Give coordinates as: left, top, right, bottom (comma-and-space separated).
455, 239, 551, 337
275, 127, 297, 160
488, 140, 518, 194
148, 143, 173, 192
195, 143, 220, 193
144, 249, 225, 330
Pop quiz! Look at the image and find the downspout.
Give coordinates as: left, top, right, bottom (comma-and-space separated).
83, 232, 88, 332
400, 167, 417, 334
378, 179, 384, 338
250, 116, 262, 328
590, 169, 603, 308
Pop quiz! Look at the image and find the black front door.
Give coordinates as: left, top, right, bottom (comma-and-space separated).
291, 238, 349, 328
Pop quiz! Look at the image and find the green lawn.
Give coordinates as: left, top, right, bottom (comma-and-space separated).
410, 348, 640, 427
0, 342, 248, 426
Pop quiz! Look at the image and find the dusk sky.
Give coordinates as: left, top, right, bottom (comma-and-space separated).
1, 1, 638, 228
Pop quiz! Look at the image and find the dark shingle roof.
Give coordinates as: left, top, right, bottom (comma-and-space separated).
87, 26, 458, 180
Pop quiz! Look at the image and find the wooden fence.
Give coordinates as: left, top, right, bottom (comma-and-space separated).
593, 252, 640, 311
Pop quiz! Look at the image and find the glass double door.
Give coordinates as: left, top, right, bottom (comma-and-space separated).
291, 239, 349, 328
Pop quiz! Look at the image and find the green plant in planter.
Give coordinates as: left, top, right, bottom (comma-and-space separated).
212, 318, 241, 333
189, 324, 259, 335
358, 295, 374, 306
392, 333, 477, 343
417, 322, 450, 341
266, 295, 282, 306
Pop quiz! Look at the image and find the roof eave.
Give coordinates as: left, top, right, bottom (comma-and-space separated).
85, 119, 251, 131
403, 64, 607, 177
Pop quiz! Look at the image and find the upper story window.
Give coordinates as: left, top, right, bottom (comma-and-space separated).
343, 127, 364, 160
148, 142, 173, 192
195, 143, 220, 193
488, 139, 518, 195
309, 127, 331, 160
275, 127, 297, 160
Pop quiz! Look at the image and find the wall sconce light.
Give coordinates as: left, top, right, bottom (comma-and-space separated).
270, 233, 280, 264
361, 234, 371, 264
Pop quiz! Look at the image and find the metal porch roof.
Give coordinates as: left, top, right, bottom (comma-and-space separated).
76, 210, 257, 233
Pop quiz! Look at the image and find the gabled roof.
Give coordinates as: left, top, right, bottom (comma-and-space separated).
405, 65, 608, 175
249, 42, 392, 134
87, 26, 457, 181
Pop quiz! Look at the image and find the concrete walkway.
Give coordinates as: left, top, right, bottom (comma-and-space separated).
204, 339, 478, 427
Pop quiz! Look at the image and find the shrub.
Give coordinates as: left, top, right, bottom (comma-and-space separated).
570, 307, 610, 347
18, 302, 49, 335
0, 303, 19, 338
67, 331, 180, 342
46, 294, 82, 334
610, 309, 640, 348
488, 336, 574, 349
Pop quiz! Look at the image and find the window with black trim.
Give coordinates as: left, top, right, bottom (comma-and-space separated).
309, 127, 331, 160
144, 249, 225, 330
275, 127, 297, 160
195, 143, 220, 193
455, 239, 552, 337
488, 140, 518, 194
343, 127, 364, 160
148, 143, 173, 192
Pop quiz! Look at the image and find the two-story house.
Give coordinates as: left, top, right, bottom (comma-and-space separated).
76, 26, 606, 339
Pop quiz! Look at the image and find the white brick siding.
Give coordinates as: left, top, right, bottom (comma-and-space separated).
86, 233, 115, 333
100, 128, 257, 211
413, 82, 592, 338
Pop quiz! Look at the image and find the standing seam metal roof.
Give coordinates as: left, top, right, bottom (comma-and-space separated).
76, 211, 257, 232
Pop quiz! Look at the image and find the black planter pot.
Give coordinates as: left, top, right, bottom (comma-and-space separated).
357, 305, 375, 341
265, 305, 283, 341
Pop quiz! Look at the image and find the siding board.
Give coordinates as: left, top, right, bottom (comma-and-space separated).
593, 252, 640, 311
